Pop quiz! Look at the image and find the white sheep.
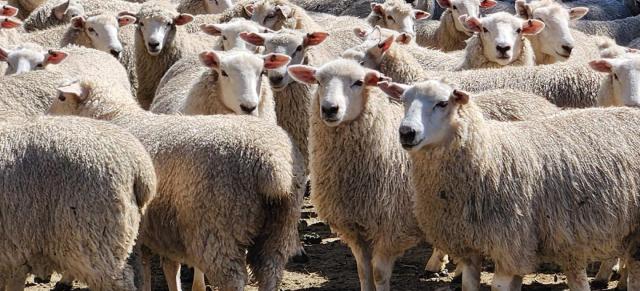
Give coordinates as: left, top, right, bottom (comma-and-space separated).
0, 114, 156, 291
390, 78, 640, 291
200, 17, 270, 51
457, 12, 544, 69
151, 50, 290, 122
23, 0, 139, 31
49, 78, 305, 291
177, 0, 234, 15
414, 0, 497, 51
0, 43, 67, 75
366, 0, 430, 37
124, 0, 215, 109
573, 14, 640, 46
515, 0, 589, 64
290, 0, 383, 18
590, 56, 640, 107
287, 58, 447, 291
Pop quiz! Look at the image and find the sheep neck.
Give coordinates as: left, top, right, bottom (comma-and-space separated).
380, 45, 425, 84
433, 10, 470, 51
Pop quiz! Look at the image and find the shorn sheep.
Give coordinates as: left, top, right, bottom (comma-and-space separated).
0, 115, 156, 291
150, 50, 290, 122
389, 78, 640, 291
0, 43, 67, 75
415, 0, 497, 51
590, 56, 640, 107
515, 0, 589, 64
287, 58, 448, 291
49, 78, 305, 291
366, 0, 430, 36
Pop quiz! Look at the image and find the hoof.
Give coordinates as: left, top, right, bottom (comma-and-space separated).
291, 248, 310, 264
591, 280, 609, 290
52, 282, 73, 291
33, 276, 51, 284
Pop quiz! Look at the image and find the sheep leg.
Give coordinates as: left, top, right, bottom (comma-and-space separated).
425, 248, 449, 273
618, 263, 628, 290
372, 252, 398, 291
139, 246, 153, 291
161, 258, 183, 291
191, 268, 206, 291
565, 268, 590, 291
53, 273, 75, 291
4, 267, 27, 291
625, 257, 640, 290
491, 272, 522, 291
350, 241, 375, 291
460, 255, 482, 291
593, 259, 618, 288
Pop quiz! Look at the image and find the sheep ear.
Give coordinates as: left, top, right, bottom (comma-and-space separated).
353, 27, 369, 39
275, 5, 292, 17
480, 0, 497, 8
436, 0, 451, 9
589, 59, 614, 73
376, 35, 395, 54
364, 70, 390, 86
371, 3, 384, 15
53, 0, 71, 20
0, 47, 10, 62
515, 0, 530, 19
199, 51, 221, 69
462, 15, 482, 33
239, 31, 266, 46
452, 89, 469, 105
1, 5, 18, 17
288, 65, 317, 85
263, 53, 291, 70
57, 82, 89, 102
304, 32, 329, 46
117, 15, 136, 27
1, 16, 22, 28
569, 7, 589, 20
396, 33, 413, 44
377, 81, 407, 100
44, 50, 68, 65
200, 23, 224, 36
71, 15, 85, 29
521, 19, 545, 35
413, 9, 430, 20
118, 11, 137, 18
244, 4, 255, 16
173, 14, 193, 26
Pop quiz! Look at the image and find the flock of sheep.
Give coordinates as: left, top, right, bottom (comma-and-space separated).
1, 0, 640, 290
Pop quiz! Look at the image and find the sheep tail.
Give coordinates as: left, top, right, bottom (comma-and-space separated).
133, 162, 157, 210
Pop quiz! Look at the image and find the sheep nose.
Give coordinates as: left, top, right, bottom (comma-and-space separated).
496, 45, 511, 54
321, 105, 339, 118
562, 45, 573, 54
399, 126, 417, 145
110, 49, 121, 58
405, 0, 415, 3
240, 104, 257, 114
269, 75, 284, 84
148, 42, 160, 49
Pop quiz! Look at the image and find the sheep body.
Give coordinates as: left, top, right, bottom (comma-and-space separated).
24, 0, 140, 31
0, 115, 156, 291
415, 12, 470, 51
290, 0, 386, 18
573, 15, 640, 46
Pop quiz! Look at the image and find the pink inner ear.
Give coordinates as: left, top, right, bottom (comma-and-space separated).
201, 24, 222, 36
378, 82, 405, 100
46, 51, 68, 65
0, 48, 9, 61
72, 16, 85, 29
1, 6, 18, 17
239, 32, 265, 46
364, 72, 384, 86
118, 16, 135, 27
378, 35, 395, 53
464, 17, 482, 32
436, 0, 452, 9
480, 0, 497, 8
263, 54, 290, 69
58, 83, 84, 98
199, 51, 220, 68
304, 32, 329, 46
174, 14, 193, 26
372, 4, 384, 15
414, 10, 430, 20
288, 66, 317, 84
1, 18, 21, 29
589, 60, 613, 73
522, 19, 544, 35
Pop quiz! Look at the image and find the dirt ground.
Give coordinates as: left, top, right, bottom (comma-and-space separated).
24, 198, 622, 291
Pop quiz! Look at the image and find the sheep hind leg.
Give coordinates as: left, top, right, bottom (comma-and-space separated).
617, 263, 628, 290
350, 240, 375, 291
4, 266, 28, 291
372, 252, 399, 291
625, 257, 640, 290
491, 272, 522, 291
425, 248, 449, 273
565, 268, 590, 291
139, 246, 154, 291
192, 268, 207, 291
593, 259, 618, 289
460, 255, 482, 291
162, 258, 183, 291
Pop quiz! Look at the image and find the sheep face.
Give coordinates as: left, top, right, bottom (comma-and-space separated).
591, 57, 640, 107
247, 1, 294, 31
52, 0, 84, 23
462, 12, 544, 66
201, 19, 269, 51
135, 13, 193, 56
288, 60, 388, 127
204, 0, 234, 14
515, 0, 588, 62
240, 29, 328, 91
0, 45, 67, 75
49, 81, 92, 116
378, 80, 469, 151
436, 0, 496, 33
71, 14, 136, 58
342, 28, 410, 70
370, 0, 429, 36
199, 50, 290, 115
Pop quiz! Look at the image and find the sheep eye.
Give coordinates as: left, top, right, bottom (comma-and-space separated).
359, 61, 365, 65
261, 70, 266, 75
139, 22, 144, 27
221, 70, 228, 77
435, 101, 448, 108
386, 15, 393, 20
482, 27, 488, 33
452, 5, 457, 9
58, 94, 66, 101
88, 27, 95, 32
222, 35, 227, 40
296, 45, 303, 52
352, 80, 364, 87
614, 73, 619, 80
516, 28, 521, 33
166, 22, 171, 27
36, 63, 44, 68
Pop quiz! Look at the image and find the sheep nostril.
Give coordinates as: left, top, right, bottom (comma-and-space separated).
562, 45, 573, 54
399, 126, 416, 144
496, 45, 511, 54
269, 75, 284, 84
240, 104, 257, 113
148, 42, 160, 49
321, 105, 339, 117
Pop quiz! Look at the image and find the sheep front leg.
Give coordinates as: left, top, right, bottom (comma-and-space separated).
4, 267, 27, 291
491, 272, 522, 291
564, 268, 589, 291
161, 258, 182, 291
192, 268, 206, 291
139, 246, 153, 291
593, 259, 618, 288
625, 257, 640, 290
460, 255, 482, 291
350, 241, 374, 291
372, 252, 398, 291
425, 248, 449, 273
618, 263, 628, 290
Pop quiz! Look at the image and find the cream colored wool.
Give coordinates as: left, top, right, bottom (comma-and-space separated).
250, 0, 323, 31
49, 78, 305, 291
290, 0, 382, 18
184, 0, 256, 33
0, 115, 156, 291
177, 0, 207, 15
573, 15, 640, 46
415, 11, 470, 51
457, 34, 536, 70
473, 89, 560, 121
7, 0, 46, 18
23, 0, 140, 31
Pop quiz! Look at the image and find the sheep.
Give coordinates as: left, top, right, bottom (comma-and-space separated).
366, 0, 430, 36
290, 0, 385, 18
150, 50, 290, 122
7, 0, 46, 18
0, 114, 156, 291
49, 77, 305, 291
246, 0, 322, 33
23, 0, 140, 32
125, 0, 216, 109
573, 15, 640, 46
457, 12, 544, 69
177, 0, 233, 15
590, 56, 640, 107
0, 3, 18, 16
286, 58, 446, 291
183, 0, 256, 33
515, 0, 589, 64
200, 17, 271, 51
414, 0, 497, 51
389, 78, 640, 291
0, 42, 67, 74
